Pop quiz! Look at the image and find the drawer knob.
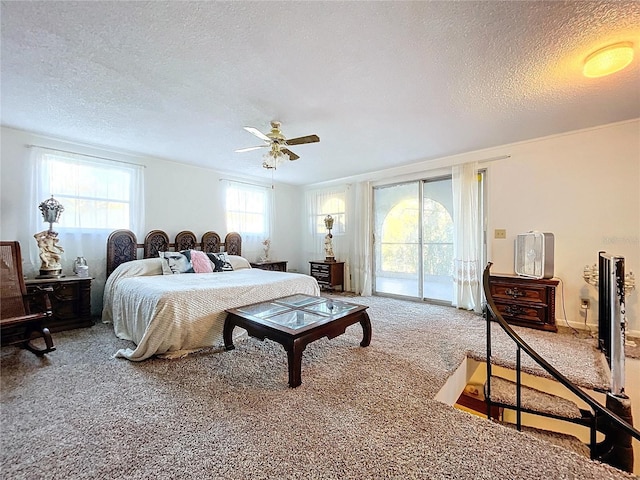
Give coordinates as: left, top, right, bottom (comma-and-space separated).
505, 287, 524, 298
504, 305, 526, 316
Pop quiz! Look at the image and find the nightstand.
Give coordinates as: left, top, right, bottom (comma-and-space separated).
309, 261, 345, 291
250, 260, 288, 272
24, 276, 94, 332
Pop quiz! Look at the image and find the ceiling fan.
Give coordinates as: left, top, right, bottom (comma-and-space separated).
235, 121, 319, 169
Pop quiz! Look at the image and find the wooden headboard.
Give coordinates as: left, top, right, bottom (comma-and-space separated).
106, 229, 242, 277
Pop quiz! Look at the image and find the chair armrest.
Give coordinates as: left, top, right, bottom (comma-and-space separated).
0, 312, 51, 328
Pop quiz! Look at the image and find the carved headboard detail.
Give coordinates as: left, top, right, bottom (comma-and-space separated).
106, 229, 242, 277
144, 230, 169, 259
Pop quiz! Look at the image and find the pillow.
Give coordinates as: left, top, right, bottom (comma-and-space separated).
110, 258, 164, 278
189, 249, 213, 273
206, 252, 234, 272
226, 255, 252, 270
160, 251, 194, 275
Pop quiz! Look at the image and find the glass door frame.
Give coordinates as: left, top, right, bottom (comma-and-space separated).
372, 175, 453, 303
372, 170, 486, 305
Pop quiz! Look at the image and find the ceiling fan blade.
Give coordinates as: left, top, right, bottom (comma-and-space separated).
286, 134, 320, 146
235, 145, 268, 153
282, 149, 299, 161
244, 126, 271, 142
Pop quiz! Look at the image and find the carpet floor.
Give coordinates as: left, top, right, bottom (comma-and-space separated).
1, 294, 634, 479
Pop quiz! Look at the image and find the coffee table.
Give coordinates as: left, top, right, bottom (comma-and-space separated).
223, 294, 371, 387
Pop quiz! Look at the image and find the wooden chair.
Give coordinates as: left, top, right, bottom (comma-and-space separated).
0, 241, 56, 355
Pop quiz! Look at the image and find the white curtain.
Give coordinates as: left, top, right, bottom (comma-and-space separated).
348, 181, 372, 296
223, 180, 273, 262
303, 186, 347, 268
452, 162, 481, 311
28, 147, 145, 315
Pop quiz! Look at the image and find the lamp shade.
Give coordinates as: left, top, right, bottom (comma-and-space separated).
583, 42, 634, 78
38, 195, 64, 225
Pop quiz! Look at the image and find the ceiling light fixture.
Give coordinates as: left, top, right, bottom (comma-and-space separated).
583, 42, 634, 78
262, 144, 290, 170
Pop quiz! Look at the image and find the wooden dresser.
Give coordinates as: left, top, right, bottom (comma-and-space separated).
488, 274, 558, 332
250, 260, 287, 272
25, 277, 93, 332
309, 261, 345, 291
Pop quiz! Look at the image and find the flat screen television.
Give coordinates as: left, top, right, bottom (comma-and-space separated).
514, 231, 554, 279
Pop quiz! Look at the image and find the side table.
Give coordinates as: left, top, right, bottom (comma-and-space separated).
309, 261, 345, 291
250, 261, 288, 272
25, 276, 94, 332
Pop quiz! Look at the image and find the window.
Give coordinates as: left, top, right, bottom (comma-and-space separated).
34, 149, 144, 232
304, 187, 348, 261
312, 191, 346, 236
225, 182, 271, 238
27, 147, 144, 303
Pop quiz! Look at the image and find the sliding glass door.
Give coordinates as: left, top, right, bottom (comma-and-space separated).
373, 182, 421, 297
373, 177, 454, 303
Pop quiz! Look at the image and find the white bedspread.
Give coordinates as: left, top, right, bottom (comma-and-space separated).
102, 259, 320, 361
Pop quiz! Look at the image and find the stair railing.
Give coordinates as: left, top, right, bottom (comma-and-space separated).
483, 262, 639, 471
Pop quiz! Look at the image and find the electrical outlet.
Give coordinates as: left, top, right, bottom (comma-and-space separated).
494, 229, 507, 239
581, 298, 590, 309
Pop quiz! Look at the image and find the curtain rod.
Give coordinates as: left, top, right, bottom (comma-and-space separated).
218, 178, 271, 188
477, 154, 511, 164
27, 144, 146, 168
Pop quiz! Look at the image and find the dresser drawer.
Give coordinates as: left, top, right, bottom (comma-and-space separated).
311, 264, 330, 275
311, 270, 330, 279
490, 282, 548, 304
494, 301, 548, 327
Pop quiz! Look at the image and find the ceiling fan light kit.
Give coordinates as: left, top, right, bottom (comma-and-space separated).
236, 121, 319, 170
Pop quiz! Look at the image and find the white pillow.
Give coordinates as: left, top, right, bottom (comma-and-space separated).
226, 255, 252, 270
111, 258, 164, 278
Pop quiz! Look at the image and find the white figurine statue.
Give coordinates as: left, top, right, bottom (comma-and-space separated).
34, 230, 64, 275
324, 232, 334, 259
324, 214, 335, 261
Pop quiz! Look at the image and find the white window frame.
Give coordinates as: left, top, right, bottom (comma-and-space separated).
311, 190, 347, 237
32, 149, 144, 233
225, 181, 272, 240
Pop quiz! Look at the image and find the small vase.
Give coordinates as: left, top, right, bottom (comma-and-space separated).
74, 256, 88, 276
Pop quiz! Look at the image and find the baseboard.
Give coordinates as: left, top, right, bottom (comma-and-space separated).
558, 318, 640, 340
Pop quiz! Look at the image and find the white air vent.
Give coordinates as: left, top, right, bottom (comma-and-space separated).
515, 232, 554, 279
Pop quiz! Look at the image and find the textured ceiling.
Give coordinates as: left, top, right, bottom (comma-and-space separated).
1, 1, 639, 185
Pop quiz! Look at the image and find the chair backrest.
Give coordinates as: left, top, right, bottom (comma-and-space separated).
0, 241, 29, 320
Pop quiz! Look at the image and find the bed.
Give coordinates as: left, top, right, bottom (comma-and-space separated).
103, 229, 320, 361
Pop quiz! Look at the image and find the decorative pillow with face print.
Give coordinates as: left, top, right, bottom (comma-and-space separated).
160, 251, 195, 274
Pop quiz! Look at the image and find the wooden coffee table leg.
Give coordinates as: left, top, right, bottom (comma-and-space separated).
223, 316, 236, 351
286, 339, 305, 388
360, 311, 372, 347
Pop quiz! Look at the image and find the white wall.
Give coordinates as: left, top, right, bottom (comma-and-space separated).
484, 120, 639, 335
0, 127, 303, 313
316, 119, 639, 335
3, 121, 638, 334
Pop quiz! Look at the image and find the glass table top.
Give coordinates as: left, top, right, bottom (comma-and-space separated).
267, 310, 326, 329
233, 295, 361, 330
274, 294, 324, 308
235, 302, 290, 319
